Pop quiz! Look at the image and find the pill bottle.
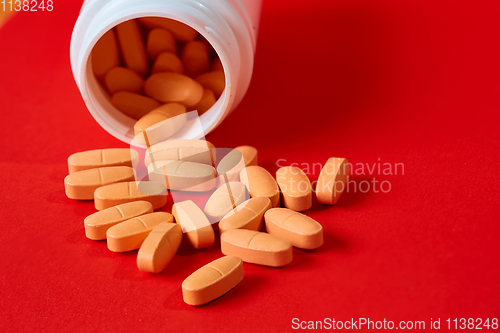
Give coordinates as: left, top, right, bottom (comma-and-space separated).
70, 0, 262, 143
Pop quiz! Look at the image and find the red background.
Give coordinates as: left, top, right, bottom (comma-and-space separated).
1, 0, 499, 331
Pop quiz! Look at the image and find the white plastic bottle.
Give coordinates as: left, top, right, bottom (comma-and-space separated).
70, 0, 262, 143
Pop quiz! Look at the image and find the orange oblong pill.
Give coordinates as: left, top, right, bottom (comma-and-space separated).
115, 19, 149, 76
172, 200, 214, 249
111, 92, 161, 120
221, 229, 293, 267
234, 146, 258, 166
67, 148, 139, 174
145, 72, 203, 107
148, 160, 217, 192
264, 208, 323, 250
151, 52, 183, 74
181, 41, 210, 77
105, 67, 145, 94
106, 212, 173, 252
84, 201, 153, 240
188, 89, 216, 116
203, 181, 248, 226
195, 71, 225, 98
64, 166, 135, 200
94, 181, 167, 210
276, 166, 312, 211
138, 17, 198, 43
316, 157, 350, 205
218, 197, 272, 234
211, 57, 223, 72
144, 139, 215, 167
182, 256, 244, 306
147, 28, 177, 60
91, 29, 120, 80
239, 166, 280, 208
137, 222, 182, 273
134, 103, 187, 146
217, 149, 245, 184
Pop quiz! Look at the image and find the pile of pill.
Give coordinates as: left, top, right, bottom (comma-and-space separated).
91, 17, 224, 140
64, 140, 349, 306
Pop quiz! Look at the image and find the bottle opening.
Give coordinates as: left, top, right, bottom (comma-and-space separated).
86, 16, 227, 142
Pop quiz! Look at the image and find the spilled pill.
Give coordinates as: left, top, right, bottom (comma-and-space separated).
218, 197, 271, 234
106, 212, 173, 252
64, 166, 135, 200
105, 67, 145, 94
239, 166, 280, 208
111, 92, 161, 120
148, 160, 217, 192
138, 17, 198, 43
234, 146, 258, 166
144, 139, 215, 167
115, 19, 149, 76
264, 208, 323, 250
67, 148, 138, 174
84, 201, 153, 240
134, 103, 187, 146
91, 29, 120, 80
145, 72, 203, 107
147, 28, 177, 60
137, 222, 182, 273
204, 181, 248, 225
151, 52, 183, 74
195, 71, 225, 98
276, 166, 312, 211
316, 157, 350, 205
182, 41, 210, 77
217, 149, 245, 183
188, 89, 216, 116
182, 256, 244, 306
172, 200, 214, 249
221, 229, 293, 267
94, 181, 167, 210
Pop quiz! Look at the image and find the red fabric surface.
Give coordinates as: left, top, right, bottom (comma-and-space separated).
1, 0, 499, 331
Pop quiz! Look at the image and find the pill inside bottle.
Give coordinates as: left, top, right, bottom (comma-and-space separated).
88, 17, 226, 142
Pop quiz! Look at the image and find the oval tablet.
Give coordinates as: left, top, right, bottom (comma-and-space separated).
234, 145, 258, 166
182, 41, 210, 77
217, 149, 245, 183
91, 29, 120, 80
145, 72, 203, 107
188, 89, 216, 116
151, 52, 183, 74
211, 57, 223, 72
111, 92, 161, 120
221, 229, 292, 267
148, 160, 216, 192
67, 148, 139, 174
172, 200, 214, 249
204, 182, 248, 225
138, 17, 198, 43
115, 19, 149, 76
134, 103, 187, 146
182, 256, 243, 306
145, 139, 215, 167
316, 157, 350, 205
64, 166, 135, 200
195, 71, 225, 98
84, 201, 153, 240
106, 212, 173, 252
276, 166, 312, 211
94, 181, 167, 210
219, 197, 272, 234
105, 67, 145, 94
147, 28, 177, 60
137, 222, 182, 273
264, 208, 323, 250
239, 166, 280, 208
